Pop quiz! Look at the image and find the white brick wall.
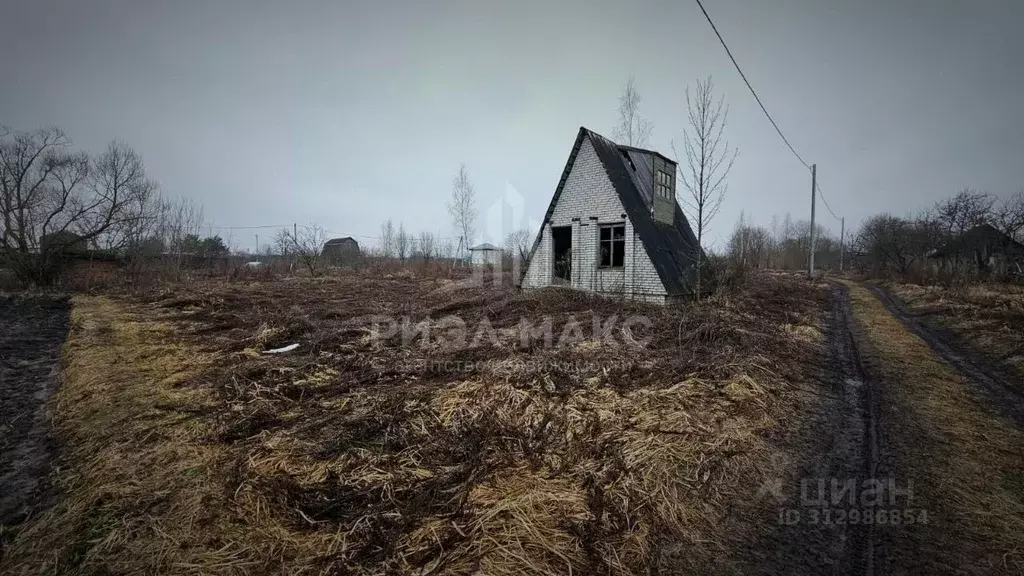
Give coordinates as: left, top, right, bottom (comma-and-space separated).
523, 136, 668, 303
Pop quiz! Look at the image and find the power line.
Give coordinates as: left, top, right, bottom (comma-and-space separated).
204, 225, 460, 241
692, 0, 810, 169
815, 182, 841, 221
692, 0, 845, 230
207, 224, 292, 230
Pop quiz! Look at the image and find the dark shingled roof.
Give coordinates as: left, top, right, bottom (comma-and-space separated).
930, 224, 1024, 259
324, 237, 358, 245
522, 127, 703, 296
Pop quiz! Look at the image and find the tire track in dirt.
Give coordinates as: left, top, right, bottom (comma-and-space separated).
0, 296, 69, 552
742, 282, 877, 576
827, 282, 879, 576
868, 284, 1024, 427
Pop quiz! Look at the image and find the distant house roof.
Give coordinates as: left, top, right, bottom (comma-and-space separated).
324, 237, 358, 245
522, 127, 702, 296
470, 243, 501, 251
930, 224, 1024, 259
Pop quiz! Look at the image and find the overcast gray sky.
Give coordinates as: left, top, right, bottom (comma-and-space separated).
2, 0, 1022, 252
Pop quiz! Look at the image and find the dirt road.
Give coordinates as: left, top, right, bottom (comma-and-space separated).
767, 280, 1024, 575
869, 284, 1024, 427
839, 281, 1024, 575
750, 283, 877, 575
0, 296, 69, 551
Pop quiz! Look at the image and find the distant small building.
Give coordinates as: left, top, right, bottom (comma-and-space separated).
469, 243, 503, 267
322, 237, 360, 262
929, 224, 1024, 277
40, 231, 87, 254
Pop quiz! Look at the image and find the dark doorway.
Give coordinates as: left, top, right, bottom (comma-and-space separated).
552, 226, 572, 284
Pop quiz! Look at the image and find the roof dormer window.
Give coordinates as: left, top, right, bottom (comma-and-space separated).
655, 170, 674, 199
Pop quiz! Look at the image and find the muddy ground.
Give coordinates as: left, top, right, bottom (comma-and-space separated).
0, 296, 69, 551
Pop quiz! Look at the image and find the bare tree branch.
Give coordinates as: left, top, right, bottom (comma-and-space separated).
995, 189, 1024, 242
613, 75, 654, 147
292, 223, 328, 277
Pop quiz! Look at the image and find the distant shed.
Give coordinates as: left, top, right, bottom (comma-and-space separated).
322, 237, 360, 262
469, 243, 503, 267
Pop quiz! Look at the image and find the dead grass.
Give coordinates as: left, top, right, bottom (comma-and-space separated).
0, 296, 228, 573
888, 281, 1024, 383
3, 271, 832, 575
846, 281, 1024, 574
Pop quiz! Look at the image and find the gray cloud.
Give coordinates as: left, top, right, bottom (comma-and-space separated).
2, 0, 1021, 251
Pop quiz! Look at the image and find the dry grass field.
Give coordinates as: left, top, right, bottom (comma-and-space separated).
1, 270, 836, 575
886, 282, 1024, 384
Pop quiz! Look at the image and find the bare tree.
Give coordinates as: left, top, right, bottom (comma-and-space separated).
418, 231, 436, 261
504, 228, 533, 270
293, 223, 328, 277
395, 222, 411, 261
613, 75, 653, 147
273, 228, 293, 258
673, 76, 737, 296
933, 188, 994, 236
0, 128, 160, 283
995, 190, 1024, 242
852, 213, 937, 278
448, 164, 476, 260
727, 215, 775, 270
379, 219, 396, 258
437, 238, 455, 260
374, 218, 393, 256
89, 141, 159, 251
164, 197, 204, 255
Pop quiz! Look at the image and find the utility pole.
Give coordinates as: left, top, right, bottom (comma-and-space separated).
255, 233, 259, 255
809, 163, 817, 277
839, 216, 845, 273
293, 222, 297, 242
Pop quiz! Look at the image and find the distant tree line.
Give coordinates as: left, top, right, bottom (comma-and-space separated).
723, 188, 1024, 282
725, 211, 844, 272
850, 188, 1023, 281
0, 125, 226, 285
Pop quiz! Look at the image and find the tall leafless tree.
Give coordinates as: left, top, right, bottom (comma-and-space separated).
673, 76, 737, 296
418, 231, 436, 261
379, 219, 396, 257
395, 222, 410, 261
89, 141, 159, 251
613, 75, 653, 147
448, 164, 476, 260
